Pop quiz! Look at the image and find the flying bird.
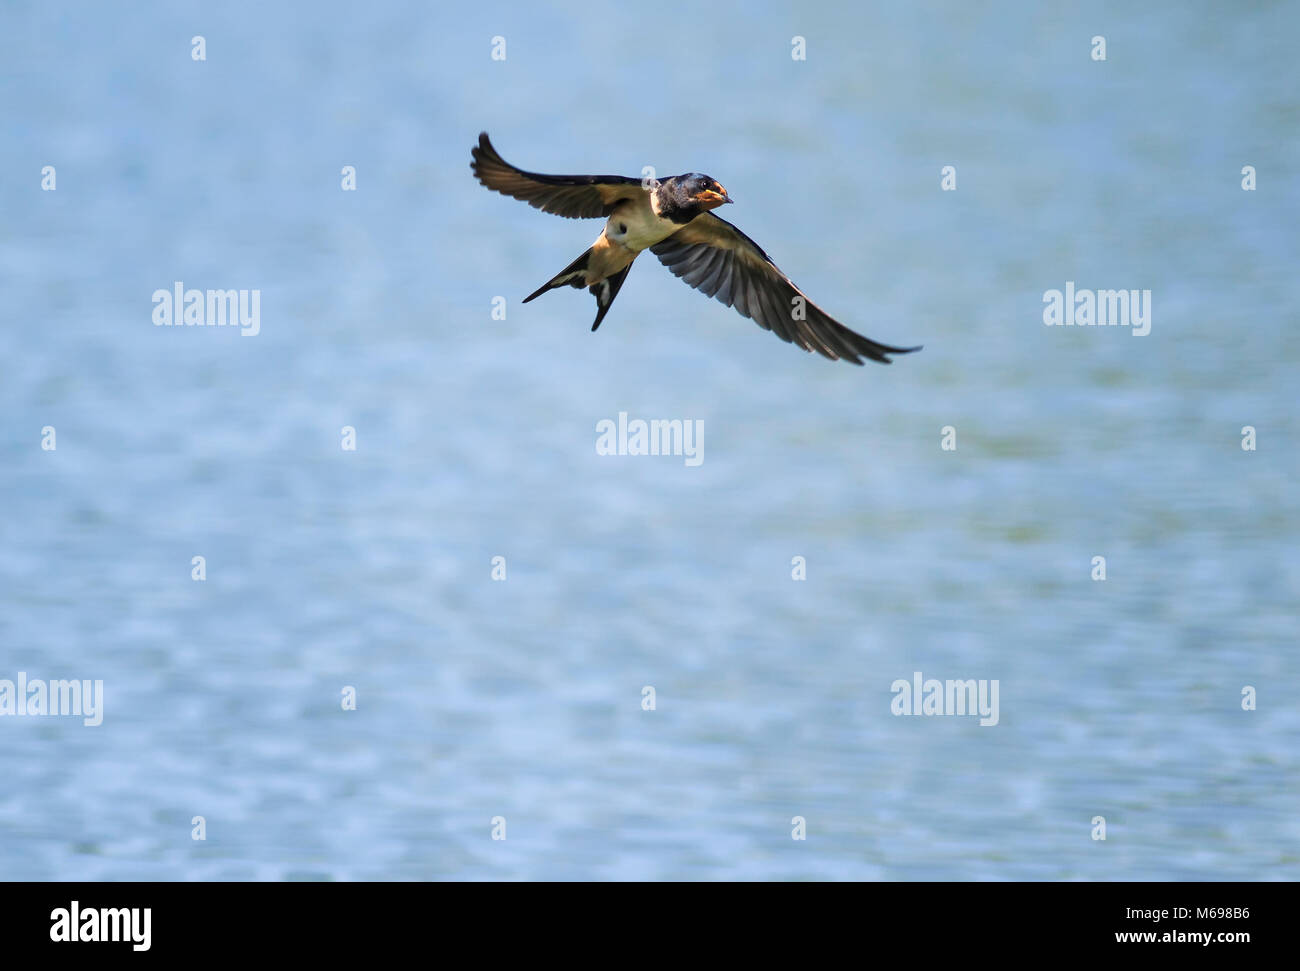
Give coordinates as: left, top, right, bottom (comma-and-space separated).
470, 133, 920, 366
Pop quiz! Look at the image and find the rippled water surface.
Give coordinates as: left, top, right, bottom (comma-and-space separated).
1, 1, 1297, 879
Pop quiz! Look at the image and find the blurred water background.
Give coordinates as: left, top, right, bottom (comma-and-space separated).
1, 0, 1297, 879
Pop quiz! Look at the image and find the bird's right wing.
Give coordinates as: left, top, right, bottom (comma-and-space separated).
471, 133, 647, 220
651, 212, 922, 365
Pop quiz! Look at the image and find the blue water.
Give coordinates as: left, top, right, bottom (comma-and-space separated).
1, 1, 1297, 880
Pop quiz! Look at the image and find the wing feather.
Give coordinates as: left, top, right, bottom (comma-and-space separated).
651, 213, 921, 365
470, 132, 646, 219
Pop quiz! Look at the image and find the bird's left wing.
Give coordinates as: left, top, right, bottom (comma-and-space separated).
471, 133, 647, 220
651, 212, 921, 365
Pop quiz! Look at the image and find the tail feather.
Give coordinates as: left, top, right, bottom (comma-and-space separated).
589, 263, 633, 331
523, 248, 592, 303
522, 248, 637, 332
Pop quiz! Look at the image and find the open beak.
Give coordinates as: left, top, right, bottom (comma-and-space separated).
699, 188, 734, 205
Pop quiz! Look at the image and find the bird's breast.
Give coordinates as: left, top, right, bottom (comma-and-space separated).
606, 199, 681, 252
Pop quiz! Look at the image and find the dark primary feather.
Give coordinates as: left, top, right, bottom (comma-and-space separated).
470, 132, 646, 219
651, 213, 922, 365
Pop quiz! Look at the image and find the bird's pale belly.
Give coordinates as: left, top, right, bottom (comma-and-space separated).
582, 202, 681, 285
608, 203, 679, 250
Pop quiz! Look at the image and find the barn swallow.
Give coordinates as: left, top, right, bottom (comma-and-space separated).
470, 133, 920, 365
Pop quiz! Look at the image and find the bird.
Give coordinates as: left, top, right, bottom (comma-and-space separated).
470, 133, 921, 366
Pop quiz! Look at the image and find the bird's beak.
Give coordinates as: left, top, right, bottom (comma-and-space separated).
698, 187, 733, 206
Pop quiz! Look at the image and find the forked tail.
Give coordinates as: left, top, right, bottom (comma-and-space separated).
523, 249, 634, 332
523, 248, 592, 303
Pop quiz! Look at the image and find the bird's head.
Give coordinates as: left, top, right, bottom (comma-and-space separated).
681, 175, 733, 211
666, 173, 732, 212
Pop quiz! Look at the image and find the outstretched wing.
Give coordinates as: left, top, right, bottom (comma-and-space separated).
651, 213, 922, 365
471, 132, 647, 220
